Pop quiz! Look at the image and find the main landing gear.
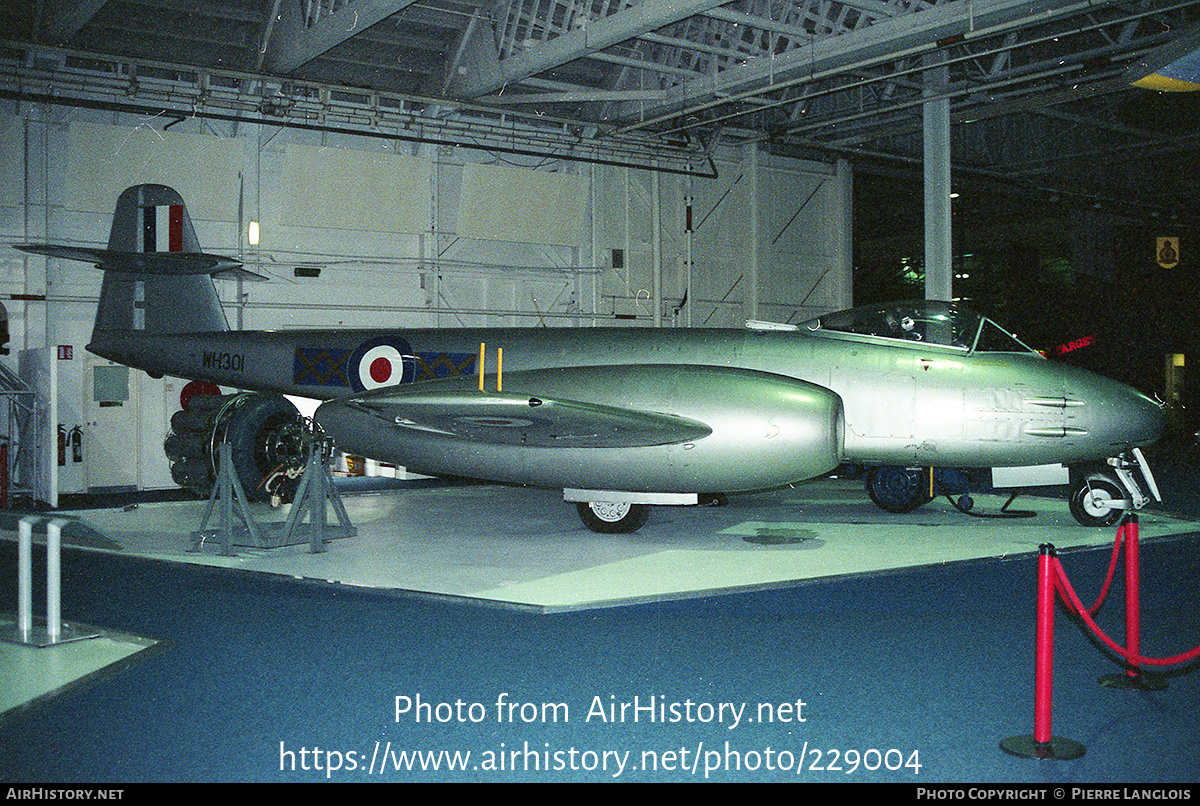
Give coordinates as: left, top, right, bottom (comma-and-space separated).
575, 501, 650, 534
864, 466, 932, 513
859, 449, 1161, 527
565, 490, 707, 533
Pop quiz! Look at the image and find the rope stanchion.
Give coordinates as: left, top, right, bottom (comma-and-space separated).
1001, 544, 1086, 760
1092, 515, 1166, 690
1003, 518, 1200, 761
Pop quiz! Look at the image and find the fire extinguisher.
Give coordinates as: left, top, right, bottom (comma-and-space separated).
58, 425, 67, 466
70, 426, 83, 463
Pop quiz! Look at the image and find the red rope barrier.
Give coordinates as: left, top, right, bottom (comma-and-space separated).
1001, 518, 1200, 761
1084, 519, 1125, 616
1053, 559, 1200, 667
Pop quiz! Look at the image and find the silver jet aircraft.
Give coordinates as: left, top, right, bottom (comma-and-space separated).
17, 185, 1164, 531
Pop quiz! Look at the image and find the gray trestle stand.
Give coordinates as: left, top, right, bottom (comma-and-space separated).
269, 436, 356, 553
190, 441, 264, 556
190, 438, 356, 555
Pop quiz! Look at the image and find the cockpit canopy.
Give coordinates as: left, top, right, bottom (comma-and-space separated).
798, 300, 1041, 356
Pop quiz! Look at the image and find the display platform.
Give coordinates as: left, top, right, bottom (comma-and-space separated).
0, 621, 159, 722
3, 477, 1197, 723
12, 477, 1198, 612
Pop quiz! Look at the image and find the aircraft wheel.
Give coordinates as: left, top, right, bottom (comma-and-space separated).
223, 394, 306, 503
576, 501, 649, 533
865, 466, 932, 513
1068, 472, 1125, 527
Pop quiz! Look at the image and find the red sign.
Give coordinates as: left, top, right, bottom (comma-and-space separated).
1050, 335, 1096, 356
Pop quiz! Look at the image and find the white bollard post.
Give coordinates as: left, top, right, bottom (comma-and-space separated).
46, 519, 64, 642
17, 516, 36, 638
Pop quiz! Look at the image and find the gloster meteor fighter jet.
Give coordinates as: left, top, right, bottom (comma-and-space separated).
17, 185, 1164, 532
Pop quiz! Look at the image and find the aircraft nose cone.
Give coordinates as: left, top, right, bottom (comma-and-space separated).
1124, 389, 1166, 447
1072, 377, 1164, 451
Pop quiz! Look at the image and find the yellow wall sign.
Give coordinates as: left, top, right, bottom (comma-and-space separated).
1157, 236, 1180, 268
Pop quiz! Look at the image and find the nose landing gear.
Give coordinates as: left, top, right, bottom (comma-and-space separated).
1067, 449, 1161, 527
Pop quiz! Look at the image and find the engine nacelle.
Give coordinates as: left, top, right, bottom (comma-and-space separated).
316, 365, 845, 495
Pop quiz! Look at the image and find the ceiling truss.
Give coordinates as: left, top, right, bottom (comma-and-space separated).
0, 0, 1197, 214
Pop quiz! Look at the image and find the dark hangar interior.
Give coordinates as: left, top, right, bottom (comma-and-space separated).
1, 0, 1199, 784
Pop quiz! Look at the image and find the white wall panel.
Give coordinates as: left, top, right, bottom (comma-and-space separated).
66, 121, 241, 220
457, 163, 586, 246
0, 115, 23, 208
280, 143, 430, 233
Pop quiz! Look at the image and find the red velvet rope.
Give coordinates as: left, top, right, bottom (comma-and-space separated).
1053, 558, 1200, 667
1083, 520, 1126, 616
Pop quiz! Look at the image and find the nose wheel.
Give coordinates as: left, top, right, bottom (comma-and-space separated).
1068, 471, 1125, 527
1067, 450, 1161, 527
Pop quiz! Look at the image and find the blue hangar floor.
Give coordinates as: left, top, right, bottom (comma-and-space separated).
2, 473, 1200, 783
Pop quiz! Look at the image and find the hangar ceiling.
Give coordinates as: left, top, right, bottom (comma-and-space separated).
1, 0, 1198, 218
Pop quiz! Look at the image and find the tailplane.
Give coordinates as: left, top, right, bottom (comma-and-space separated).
14, 184, 265, 338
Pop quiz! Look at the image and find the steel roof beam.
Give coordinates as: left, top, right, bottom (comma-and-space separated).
262, 0, 421, 74
449, 0, 733, 98
39, 0, 108, 45
611, 0, 1100, 132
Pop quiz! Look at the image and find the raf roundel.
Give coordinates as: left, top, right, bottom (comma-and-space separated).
349, 337, 415, 392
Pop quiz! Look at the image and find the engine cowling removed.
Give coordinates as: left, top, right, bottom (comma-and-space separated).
165, 392, 306, 502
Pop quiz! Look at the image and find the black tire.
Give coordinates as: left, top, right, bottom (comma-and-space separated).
865, 466, 933, 513
223, 394, 305, 503
576, 501, 650, 533
1068, 472, 1125, 527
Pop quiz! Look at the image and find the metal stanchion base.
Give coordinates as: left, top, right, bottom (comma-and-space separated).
2, 616, 104, 648
1099, 672, 1168, 691
1000, 735, 1086, 760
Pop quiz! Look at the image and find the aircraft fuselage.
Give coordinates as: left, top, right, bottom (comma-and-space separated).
89, 322, 1162, 478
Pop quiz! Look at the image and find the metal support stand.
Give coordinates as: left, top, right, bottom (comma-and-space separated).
190, 437, 356, 554
190, 441, 263, 556
268, 437, 356, 553
4, 517, 103, 647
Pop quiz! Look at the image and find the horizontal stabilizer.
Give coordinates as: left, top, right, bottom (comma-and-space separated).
335, 389, 713, 449
13, 244, 266, 280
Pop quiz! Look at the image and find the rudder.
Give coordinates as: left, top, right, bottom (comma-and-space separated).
94, 184, 230, 336
108, 183, 204, 255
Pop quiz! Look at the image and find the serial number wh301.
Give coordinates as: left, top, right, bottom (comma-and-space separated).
203, 350, 245, 372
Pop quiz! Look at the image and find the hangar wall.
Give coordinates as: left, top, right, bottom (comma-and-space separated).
0, 104, 852, 496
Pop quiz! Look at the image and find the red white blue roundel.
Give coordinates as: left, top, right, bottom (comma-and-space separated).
349, 337, 415, 392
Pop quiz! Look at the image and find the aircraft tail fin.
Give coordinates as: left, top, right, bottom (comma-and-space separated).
15, 184, 265, 337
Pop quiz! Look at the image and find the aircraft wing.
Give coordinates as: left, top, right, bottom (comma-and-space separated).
14, 244, 268, 281
338, 388, 713, 448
